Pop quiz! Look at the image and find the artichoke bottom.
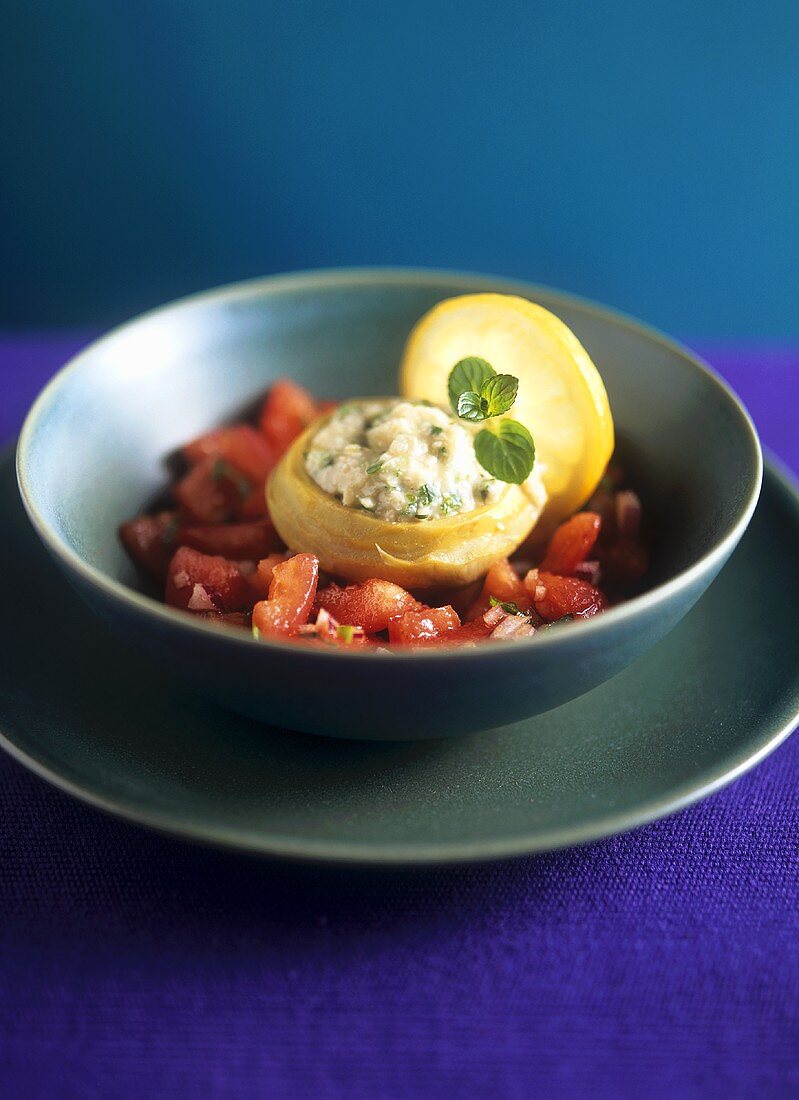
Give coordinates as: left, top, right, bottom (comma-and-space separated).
267, 425, 544, 588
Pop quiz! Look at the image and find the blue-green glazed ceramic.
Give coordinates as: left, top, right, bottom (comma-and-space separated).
16, 269, 762, 740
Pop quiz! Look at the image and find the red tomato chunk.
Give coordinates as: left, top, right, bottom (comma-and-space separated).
172, 457, 246, 524
183, 425, 274, 482
178, 519, 281, 561
259, 380, 319, 457
540, 512, 602, 576
420, 616, 495, 646
316, 579, 420, 633
388, 605, 460, 645
482, 563, 532, 616
525, 569, 608, 621
119, 511, 179, 581
246, 553, 292, 602
252, 553, 319, 637
166, 547, 249, 613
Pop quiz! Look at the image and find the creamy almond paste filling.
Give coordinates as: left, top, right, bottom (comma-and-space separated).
305, 399, 546, 523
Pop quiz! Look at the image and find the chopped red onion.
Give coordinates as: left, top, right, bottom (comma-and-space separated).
573, 560, 602, 586
615, 490, 642, 538
491, 614, 535, 640
187, 584, 218, 611
298, 607, 338, 637
483, 604, 507, 628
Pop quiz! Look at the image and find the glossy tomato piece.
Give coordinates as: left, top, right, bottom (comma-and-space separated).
166, 546, 249, 612
259, 379, 318, 457
420, 615, 494, 646
178, 519, 281, 561
247, 553, 293, 602
119, 511, 179, 581
182, 425, 274, 482
173, 457, 246, 524
525, 569, 608, 621
235, 480, 269, 520
467, 558, 531, 618
540, 512, 602, 576
252, 553, 319, 637
387, 605, 460, 645
316, 579, 420, 632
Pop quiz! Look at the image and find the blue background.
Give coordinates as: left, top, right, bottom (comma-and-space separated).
2, 2, 798, 334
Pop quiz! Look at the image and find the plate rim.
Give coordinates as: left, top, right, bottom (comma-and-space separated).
1, 458, 798, 865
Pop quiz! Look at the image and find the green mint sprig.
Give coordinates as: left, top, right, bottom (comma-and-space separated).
448, 357, 535, 484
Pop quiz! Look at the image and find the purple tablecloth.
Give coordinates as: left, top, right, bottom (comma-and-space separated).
1, 336, 798, 1098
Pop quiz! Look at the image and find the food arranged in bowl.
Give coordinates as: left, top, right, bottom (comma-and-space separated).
119, 293, 648, 648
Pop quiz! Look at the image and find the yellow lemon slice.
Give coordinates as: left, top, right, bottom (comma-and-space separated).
399, 292, 614, 529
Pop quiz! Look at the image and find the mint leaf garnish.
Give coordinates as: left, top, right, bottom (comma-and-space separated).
481, 374, 518, 417
456, 391, 487, 421
448, 357, 496, 412
447, 357, 536, 484
474, 420, 535, 484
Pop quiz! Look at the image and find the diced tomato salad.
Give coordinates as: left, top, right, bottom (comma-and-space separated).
119, 379, 648, 648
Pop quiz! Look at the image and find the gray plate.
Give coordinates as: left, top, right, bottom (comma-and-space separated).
2, 449, 798, 863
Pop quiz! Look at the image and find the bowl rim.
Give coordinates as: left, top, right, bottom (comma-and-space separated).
16, 265, 764, 662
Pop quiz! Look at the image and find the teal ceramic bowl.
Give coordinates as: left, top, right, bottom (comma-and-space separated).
17, 269, 762, 740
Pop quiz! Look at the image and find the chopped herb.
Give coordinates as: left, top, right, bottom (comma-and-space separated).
161, 515, 180, 545
211, 457, 251, 499
366, 460, 384, 475
417, 483, 437, 507
429, 425, 443, 436
441, 492, 462, 515
337, 624, 356, 644
489, 595, 524, 616
437, 446, 448, 458
542, 614, 575, 631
